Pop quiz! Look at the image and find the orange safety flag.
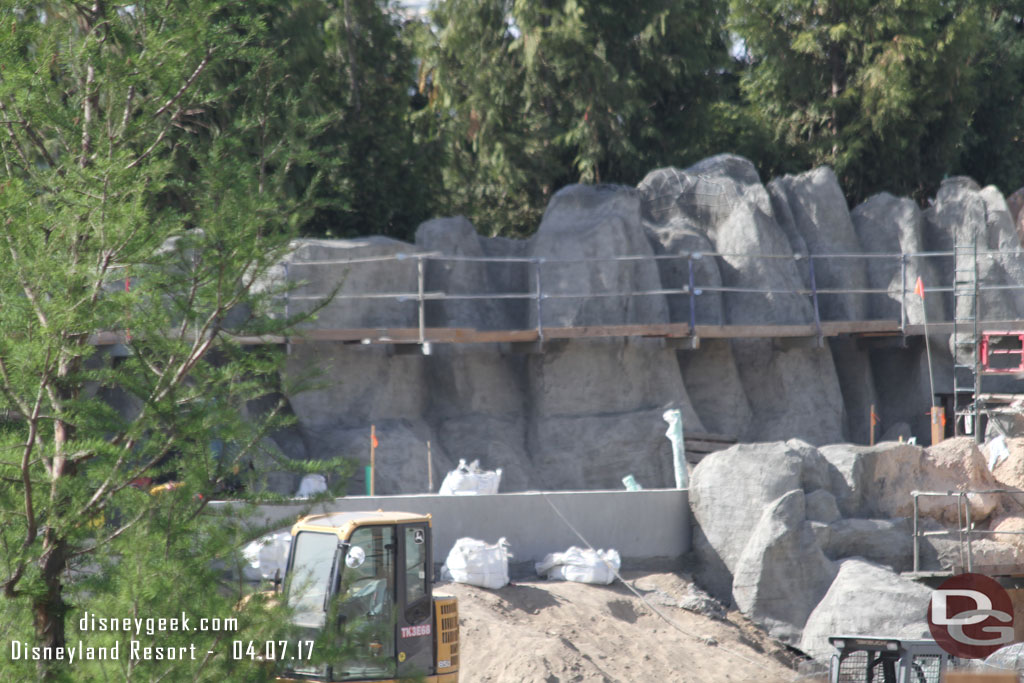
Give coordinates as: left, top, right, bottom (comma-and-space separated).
914, 276, 925, 299
371, 433, 379, 449
870, 406, 878, 427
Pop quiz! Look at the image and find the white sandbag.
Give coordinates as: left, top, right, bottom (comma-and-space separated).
438, 459, 502, 495
295, 473, 327, 499
442, 537, 511, 589
535, 546, 621, 585
242, 531, 293, 580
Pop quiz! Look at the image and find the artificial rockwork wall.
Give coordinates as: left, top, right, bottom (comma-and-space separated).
255, 154, 1024, 495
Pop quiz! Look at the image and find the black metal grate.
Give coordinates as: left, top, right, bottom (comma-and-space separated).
909, 655, 942, 683
835, 650, 869, 682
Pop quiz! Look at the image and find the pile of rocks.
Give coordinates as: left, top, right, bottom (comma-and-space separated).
690, 437, 1024, 662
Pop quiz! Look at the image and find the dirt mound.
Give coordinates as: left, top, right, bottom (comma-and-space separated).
439, 571, 801, 682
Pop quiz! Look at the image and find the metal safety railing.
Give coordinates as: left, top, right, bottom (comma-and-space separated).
278, 248, 1024, 344
911, 489, 1024, 574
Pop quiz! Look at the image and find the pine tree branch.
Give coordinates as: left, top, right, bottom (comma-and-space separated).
152, 48, 214, 119
124, 127, 168, 170
67, 508, 147, 560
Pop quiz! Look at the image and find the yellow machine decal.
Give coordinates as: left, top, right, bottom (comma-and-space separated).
434, 597, 459, 676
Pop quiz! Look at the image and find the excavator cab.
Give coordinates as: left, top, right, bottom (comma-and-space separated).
277, 511, 459, 682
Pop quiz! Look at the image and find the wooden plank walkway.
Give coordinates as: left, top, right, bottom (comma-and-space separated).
91, 318, 1024, 347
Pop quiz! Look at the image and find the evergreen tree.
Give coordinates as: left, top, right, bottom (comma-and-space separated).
730, 0, 986, 203
0, 2, 338, 679
415, 0, 729, 236
956, 2, 1024, 195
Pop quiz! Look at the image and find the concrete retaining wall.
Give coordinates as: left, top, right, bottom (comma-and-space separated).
216, 489, 689, 573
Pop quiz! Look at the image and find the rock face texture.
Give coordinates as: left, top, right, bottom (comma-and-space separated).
798, 559, 932, 662
242, 156, 1024, 497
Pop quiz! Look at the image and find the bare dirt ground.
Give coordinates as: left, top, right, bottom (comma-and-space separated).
438, 571, 805, 682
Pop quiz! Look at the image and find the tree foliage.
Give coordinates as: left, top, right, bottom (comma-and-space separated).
261, 0, 437, 240
0, 2, 340, 679
415, 0, 729, 236
955, 2, 1024, 195
729, 0, 987, 203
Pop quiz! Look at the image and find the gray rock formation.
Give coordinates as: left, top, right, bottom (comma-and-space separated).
769, 167, 869, 321
731, 490, 838, 644
689, 440, 832, 599
688, 437, 1018, 648
851, 193, 943, 325
798, 559, 932, 662
820, 518, 914, 572
237, 154, 1024, 498
805, 490, 841, 524
283, 237, 423, 330
818, 440, 1000, 522
528, 184, 666, 328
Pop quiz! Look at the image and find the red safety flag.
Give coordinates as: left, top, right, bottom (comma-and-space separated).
870, 406, 878, 428
371, 433, 379, 449
914, 276, 925, 299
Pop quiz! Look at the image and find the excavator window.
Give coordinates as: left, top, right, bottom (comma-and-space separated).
286, 532, 338, 629
405, 526, 427, 605
333, 525, 396, 681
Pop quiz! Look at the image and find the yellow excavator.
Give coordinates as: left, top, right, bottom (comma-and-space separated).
274, 511, 459, 682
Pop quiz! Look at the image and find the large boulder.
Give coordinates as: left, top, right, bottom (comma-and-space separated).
638, 155, 775, 230
818, 439, 1000, 522
924, 534, 1020, 572
1009, 186, 1024, 247
640, 157, 812, 326
646, 223, 724, 325
820, 518, 914, 572
731, 490, 838, 644
689, 440, 832, 595
851, 193, 945, 324
527, 184, 667, 328
768, 167, 869, 321
992, 438, 1024, 490
923, 179, 1024, 356
798, 559, 932, 662
415, 216, 516, 330
281, 237, 422, 329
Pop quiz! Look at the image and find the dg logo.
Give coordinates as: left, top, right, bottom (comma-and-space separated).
928, 573, 1015, 659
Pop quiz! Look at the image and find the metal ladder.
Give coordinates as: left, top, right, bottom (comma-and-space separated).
952, 239, 982, 441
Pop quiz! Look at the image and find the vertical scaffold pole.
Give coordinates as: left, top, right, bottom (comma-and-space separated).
899, 254, 907, 336
807, 254, 823, 347
535, 258, 544, 344
417, 255, 425, 346
687, 253, 697, 336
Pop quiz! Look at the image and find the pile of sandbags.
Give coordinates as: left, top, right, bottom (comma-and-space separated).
438, 459, 502, 495
442, 537, 511, 589
535, 547, 621, 585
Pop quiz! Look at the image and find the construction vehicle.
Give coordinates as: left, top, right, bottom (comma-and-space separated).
827, 636, 958, 683
275, 511, 459, 682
